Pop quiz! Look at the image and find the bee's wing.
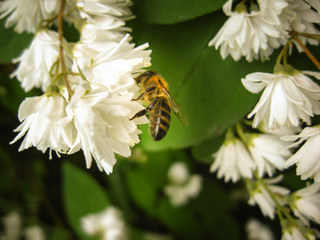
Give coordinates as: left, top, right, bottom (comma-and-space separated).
163, 87, 188, 126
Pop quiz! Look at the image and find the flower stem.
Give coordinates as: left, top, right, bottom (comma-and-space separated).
254, 173, 296, 226
291, 32, 320, 71
294, 32, 320, 41
58, 0, 73, 99
276, 42, 289, 66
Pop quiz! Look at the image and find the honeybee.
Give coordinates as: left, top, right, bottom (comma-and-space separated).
130, 70, 188, 141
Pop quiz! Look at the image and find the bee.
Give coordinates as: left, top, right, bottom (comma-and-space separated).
129, 70, 188, 141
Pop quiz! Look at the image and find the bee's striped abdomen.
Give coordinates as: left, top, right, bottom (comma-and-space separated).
149, 97, 171, 141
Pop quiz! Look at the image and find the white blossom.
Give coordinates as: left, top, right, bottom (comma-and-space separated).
11, 30, 64, 92
65, 85, 147, 174
242, 69, 320, 129
246, 218, 274, 240
10, 93, 73, 158
167, 162, 190, 185
209, 0, 289, 62
0, 211, 22, 240
210, 137, 255, 182
281, 0, 320, 50
76, 0, 132, 20
248, 175, 290, 219
284, 126, 320, 182
281, 222, 319, 240
282, 226, 306, 240
164, 162, 202, 207
73, 33, 151, 91
291, 183, 320, 225
0, 0, 59, 33
24, 226, 45, 240
248, 134, 291, 177
81, 206, 127, 240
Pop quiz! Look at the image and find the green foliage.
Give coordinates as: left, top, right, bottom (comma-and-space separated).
132, 0, 225, 24
0, 19, 32, 64
122, 149, 241, 239
62, 162, 110, 240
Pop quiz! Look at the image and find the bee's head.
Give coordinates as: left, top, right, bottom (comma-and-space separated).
135, 70, 157, 84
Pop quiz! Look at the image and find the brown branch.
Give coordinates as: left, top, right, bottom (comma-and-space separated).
292, 33, 320, 71
58, 0, 73, 99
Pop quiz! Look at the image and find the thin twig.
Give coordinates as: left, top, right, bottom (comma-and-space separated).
58, 0, 73, 99
292, 33, 320, 71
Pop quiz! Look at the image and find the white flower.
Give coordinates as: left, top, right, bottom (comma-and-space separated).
167, 162, 189, 185
284, 126, 320, 182
24, 226, 45, 240
80, 22, 127, 47
281, 226, 306, 240
76, 0, 132, 19
281, 0, 320, 50
291, 183, 320, 225
210, 137, 255, 182
11, 30, 63, 92
248, 175, 290, 219
242, 69, 320, 129
10, 93, 73, 158
164, 175, 202, 207
0, 0, 59, 33
164, 162, 202, 207
209, 0, 289, 62
306, 0, 320, 13
1, 211, 22, 240
249, 134, 291, 177
246, 218, 274, 240
77, 0, 132, 33
81, 206, 127, 240
281, 222, 319, 240
66, 85, 147, 174
73, 34, 151, 91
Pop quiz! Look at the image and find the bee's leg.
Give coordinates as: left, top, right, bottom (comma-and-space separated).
132, 87, 156, 101
130, 98, 158, 120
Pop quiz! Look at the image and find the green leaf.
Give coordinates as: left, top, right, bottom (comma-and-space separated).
130, 13, 270, 150
0, 69, 38, 114
125, 168, 157, 213
155, 178, 240, 239
62, 162, 110, 240
132, 0, 224, 24
191, 134, 225, 164
0, 20, 33, 64
124, 149, 188, 214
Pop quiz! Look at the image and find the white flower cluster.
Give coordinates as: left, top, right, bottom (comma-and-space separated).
209, 0, 320, 62
246, 218, 274, 240
164, 162, 202, 207
210, 1, 320, 237
242, 69, 320, 130
0, 0, 151, 174
210, 126, 292, 182
81, 206, 127, 240
246, 177, 320, 239
0, 211, 45, 240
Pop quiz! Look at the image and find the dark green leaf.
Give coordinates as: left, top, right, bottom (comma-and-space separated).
132, 0, 224, 24
125, 168, 157, 213
62, 162, 110, 240
0, 20, 32, 64
191, 134, 225, 164
124, 149, 188, 213
0, 69, 37, 114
